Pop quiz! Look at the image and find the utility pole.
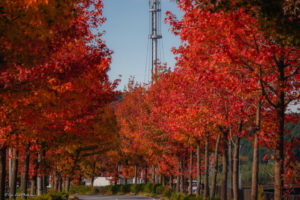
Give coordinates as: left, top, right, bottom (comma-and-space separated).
149, 0, 162, 80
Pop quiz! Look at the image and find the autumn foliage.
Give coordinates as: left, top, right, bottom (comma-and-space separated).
0, 1, 299, 200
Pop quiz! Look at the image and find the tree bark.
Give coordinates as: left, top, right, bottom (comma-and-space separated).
58, 175, 62, 192
221, 129, 228, 200
91, 161, 96, 187
65, 177, 70, 192
37, 153, 42, 196
0, 146, 7, 200
169, 175, 173, 189
21, 143, 30, 199
176, 159, 180, 193
134, 165, 138, 184
188, 150, 193, 195
203, 133, 209, 199
53, 173, 58, 192
9, 148, 18, 199
196, 140, 201, 196
152, 166, 156, 184
251, 100, 261, 200
180, 159, 184, 193
273, 59, 285, 200
228, 139, 233, 198
210, 134, 221, 199
30, 179, 36, 196
274, 106, 284, 200
233, 122, 242, 200
144, 166, 148, 184
233, 137, 240, 200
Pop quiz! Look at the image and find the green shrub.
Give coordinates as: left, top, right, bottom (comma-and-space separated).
130, 184, 144, 194
163, 188, 173, 198
101, 185, 113, 194
144, 183, 154, 193
69, 185, 96, 194
111, 185, 121, 194
17, 192, 68, 200
154, 185, 164, 194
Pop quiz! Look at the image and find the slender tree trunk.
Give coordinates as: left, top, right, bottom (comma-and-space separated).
162, 175, 165, 186
180, 159, 184, 193
169, 175, 173, 189
196, 141, 201, 196
233, 137, 240, 200
144, 166, 148, 184
21, 143, 30, 199
30, 157, 38, 196
233, 121, 242, 200
152, 166, 156, 184
210, 134, 221, 199
9, 148, 12, 193
91, 161, 96, 187
9, 148, 18, 199
37, 153, 42, 196
228, 139, 233, 198
203, 133, 209, 199
274, 106, 284, 200
65, 177, 70, 192
0, 146, 7, 200
176, 159, 180, 193
134, 165, 138, 184
188, 150, 193, 195
43, 176, 47, 194
221, 129, 229, 200
53, 173, 58, 192
30, 179, 36, 196
251, 100, 261, 200
58, 176, 62, 192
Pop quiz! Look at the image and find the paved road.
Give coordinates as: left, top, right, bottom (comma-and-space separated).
77, 195, 158, 200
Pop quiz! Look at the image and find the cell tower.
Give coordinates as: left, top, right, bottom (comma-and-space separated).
149, 0, 162, 79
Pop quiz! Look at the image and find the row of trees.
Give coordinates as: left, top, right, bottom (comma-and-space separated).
0, 0, 120, 199
113, 1, 299, 200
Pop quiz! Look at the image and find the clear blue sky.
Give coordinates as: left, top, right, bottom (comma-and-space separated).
102, 0, 182, 90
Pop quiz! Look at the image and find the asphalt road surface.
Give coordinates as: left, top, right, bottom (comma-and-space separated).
77, 195, 158, 200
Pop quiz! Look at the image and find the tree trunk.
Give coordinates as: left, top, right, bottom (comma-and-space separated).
274, 105, 284, 200
9, 148, 18, 199
21, 143, 30, 199
221, 129, 229, 200
233, 122, 242, 200
196, 141, 201, 196
251, 100, 261, 200
180, 159, 184, 193
162, 175, 165, 186
152, 166, 156, 184
273, 56, 285, 200
169, 175, 173, 189
188, 150, 193, 195
58, 176, 62, 192
91, 161, 96, 187
0, 146, 7, 200
203, 133, 209, 199
134, 165, 138, 184
65, 177, 70, 192
210, 134, 221, 199
37, 153, 42, 196
30, 179, 36, 196
233, 137, 240, 200
176, 159, 180, 193
228, 139, 233, 198
144, 166, 148, 184
53, 174, 58, 192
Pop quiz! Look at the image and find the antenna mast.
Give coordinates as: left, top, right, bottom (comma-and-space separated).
149, 0, 162, 80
